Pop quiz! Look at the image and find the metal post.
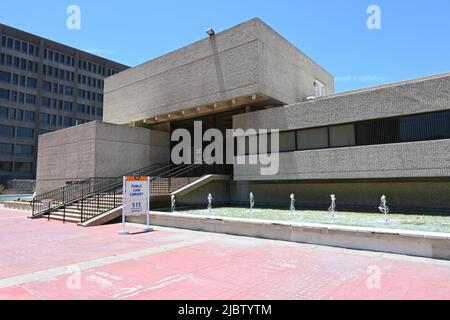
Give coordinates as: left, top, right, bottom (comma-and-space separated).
143, 176, 152, 232
80, 188, 84, 222
119, 176, 129, 235
63, 188, 66, 224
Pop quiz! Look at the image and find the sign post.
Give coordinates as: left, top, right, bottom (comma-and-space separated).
120, 175, 153, 235
143, 176, 153, 232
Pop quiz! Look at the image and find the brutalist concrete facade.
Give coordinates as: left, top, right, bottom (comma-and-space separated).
232, 73, 450, 212
34, 18, 450, 213
103, 18, 334, 124
36, 121, 170, 194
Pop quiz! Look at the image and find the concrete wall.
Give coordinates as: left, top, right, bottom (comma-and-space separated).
233, 74, 450, 182
103, 18, 333, 124
234, 139, 450, 181
230, 179, 450, 213
36, 121, 170, 194
234, 73, 450, 131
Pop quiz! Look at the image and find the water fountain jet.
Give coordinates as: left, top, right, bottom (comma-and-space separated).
290, 194, 296, 213
329, 194, 337, 219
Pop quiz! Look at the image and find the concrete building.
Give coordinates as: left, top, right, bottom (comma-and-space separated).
35, 18, 450, 214
0, 23, 129, 183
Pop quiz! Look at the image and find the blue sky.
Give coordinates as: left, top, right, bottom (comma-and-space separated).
1, 0, 450, 92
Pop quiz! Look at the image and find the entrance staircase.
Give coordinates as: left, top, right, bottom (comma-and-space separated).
31, 163, 209, 225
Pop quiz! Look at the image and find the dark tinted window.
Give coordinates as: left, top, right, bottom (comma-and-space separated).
17, 127, 34, 138
0, 125, 14, 136
0, 88, 10, 100
15, 162, 32, 173
0, 143, 13, 154
0, 162, 12, 173
15, 144, 33, 155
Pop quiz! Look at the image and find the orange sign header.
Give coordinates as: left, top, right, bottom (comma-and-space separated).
125, 176, 148, 182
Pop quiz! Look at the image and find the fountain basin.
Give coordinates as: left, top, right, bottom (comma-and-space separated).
127, 208, 450, 260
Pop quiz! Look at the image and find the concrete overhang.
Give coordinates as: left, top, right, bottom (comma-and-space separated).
103, 18, 334, 126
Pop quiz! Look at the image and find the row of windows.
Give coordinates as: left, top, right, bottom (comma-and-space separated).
0, 161, 33, 173
77, 74, 104, 89
78, 58, 117, 77
41, 81, 74, 97
0, 143, 33, 155
76, 104, 102, 116
40, 96, 100, 117
44, 49, 75, 67
0, 89, 36, 105
42, 64, 75, 82
0, 71, 37, 89
240, 110, 450, 155
0, 106, 35, 122
0, 125, 34, 138
77, 89, 103, 102
1, 35, 40, 57
39, 114, 92, 127
40, 98, 74, 111
1, 88, 102, 116
0, 53, 39, 73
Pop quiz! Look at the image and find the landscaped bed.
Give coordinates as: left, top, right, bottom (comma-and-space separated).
168, 207, 450, 233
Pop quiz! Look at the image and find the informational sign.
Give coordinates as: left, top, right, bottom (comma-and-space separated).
123, 176, 149, 217
119, 176, 153, 235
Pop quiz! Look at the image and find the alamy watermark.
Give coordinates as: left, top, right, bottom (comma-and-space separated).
171, 121, 280, 176
66, 5, 81, 30
366, 265, 382, 290
367, 5, 382, 30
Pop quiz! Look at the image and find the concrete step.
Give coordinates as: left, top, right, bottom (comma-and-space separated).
47, 214, 80, 223
51, 211, 82, 218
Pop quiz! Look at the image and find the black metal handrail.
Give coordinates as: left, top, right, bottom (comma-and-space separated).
31, 163, 168, 218
79, 163, 209, 223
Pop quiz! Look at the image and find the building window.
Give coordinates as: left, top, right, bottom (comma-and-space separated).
314, 80, 326, 97
0, 107, 9, 119
0, 71, 11, 83
63, 117, 72, 127
24, 111, 35, 122
41, 97, 51, 108
0, 88, 10, 101
15, 162, 32, 173
17, 110, 24, 121
17, 127, 34, 138
26, 77, 37, 89
42, 81, 51, 92
0, 125, 14, 137
63, 101, 73, 111
279, 131, 296, 153
96, 108, 103, 117
0, 143, 13, 154
40, 113, 50, 125
297, 127, 329, 150
329, 124, 356, 148
0, 162, 13, 173
399, 112, 450, 142
25, 94, 36, 105
64, 86, 73, 96
15, 144, 33, 155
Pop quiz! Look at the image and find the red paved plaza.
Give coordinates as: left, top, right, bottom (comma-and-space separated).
0, 206, 449, 300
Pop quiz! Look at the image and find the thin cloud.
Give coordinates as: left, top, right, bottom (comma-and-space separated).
335, 75, 386, 83
84, 48, 115, 55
